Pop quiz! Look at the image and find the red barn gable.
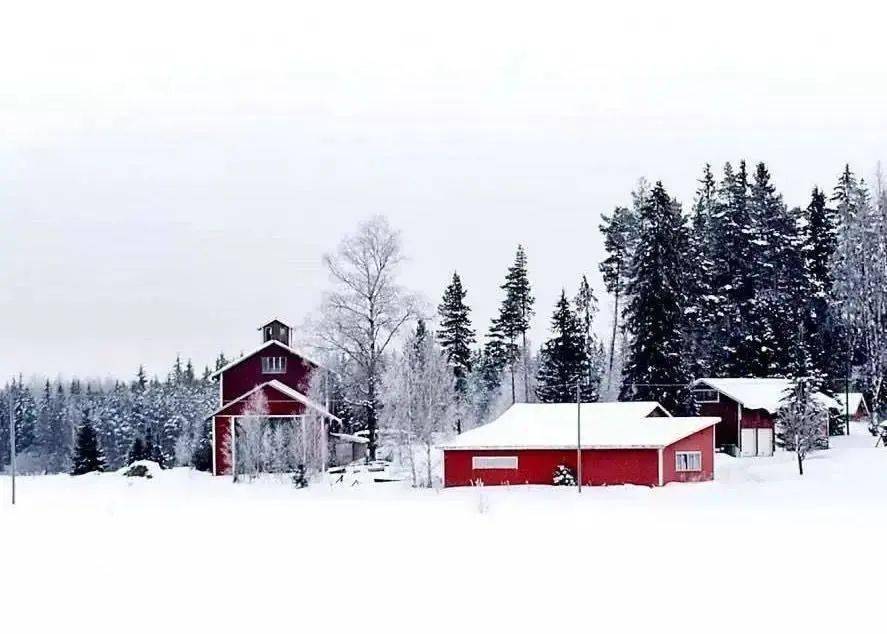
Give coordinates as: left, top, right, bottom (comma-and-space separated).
209, 320, 336, 475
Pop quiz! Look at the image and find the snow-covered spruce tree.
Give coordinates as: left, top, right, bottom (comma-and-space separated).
599, 199, 641, 397
710, 161, 757, 376
620, 181, 692, 413
71, 414, 106, 475
831, 165, 887, 423
803, 186, 841, 382
381, 322, 456, 487
777, 377, 827, 476
536, 290, 595, 403
684, 164, 720, 379
315, 216, 419, 461
437, 271, 476, 433
12, 377, 37, 455
574, 275, 603, 399
747, 162, 810, 376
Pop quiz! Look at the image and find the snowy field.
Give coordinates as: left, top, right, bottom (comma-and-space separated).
2, 423, 886, 633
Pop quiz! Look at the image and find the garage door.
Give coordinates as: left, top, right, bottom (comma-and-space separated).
741, 428, 757, 456
756, 429, 773, 457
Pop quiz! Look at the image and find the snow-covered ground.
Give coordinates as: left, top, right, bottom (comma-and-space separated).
2, 423, 885, 633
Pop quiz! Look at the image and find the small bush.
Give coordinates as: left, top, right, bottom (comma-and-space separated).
123, 464, 153, 479
292, 464, 309, 489
553, 465, 576, 486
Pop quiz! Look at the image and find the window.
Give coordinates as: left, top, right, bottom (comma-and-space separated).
472, 456, 518, 470
675, 451, 702, 472
693, 388, 720, 404
261, 356, 287, 374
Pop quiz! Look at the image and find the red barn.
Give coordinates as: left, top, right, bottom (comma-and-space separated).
692, 378, 839, 457
440, 402, 719, 487
208, 319, 337, 475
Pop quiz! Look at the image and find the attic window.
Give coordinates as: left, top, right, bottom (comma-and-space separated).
693, 388, 719, 404
262, 356, 287, 374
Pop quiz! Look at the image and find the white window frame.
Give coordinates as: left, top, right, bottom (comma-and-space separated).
261, 356, 287, 374
472, 456, 518, 470
675, 451, 702, 472
693, 388, 720, 404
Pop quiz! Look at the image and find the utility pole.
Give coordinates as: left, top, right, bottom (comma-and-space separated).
576, 382, 582, 493
8, 387, 15, 505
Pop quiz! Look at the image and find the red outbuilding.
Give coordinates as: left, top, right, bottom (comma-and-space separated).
439, 402, 719, 488
208, 319, 338, 475
692, 378, 839, 457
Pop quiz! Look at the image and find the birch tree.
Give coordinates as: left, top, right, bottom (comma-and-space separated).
315, 216, 419, 461
233, 388, 269, 481
381, 323, 457, 487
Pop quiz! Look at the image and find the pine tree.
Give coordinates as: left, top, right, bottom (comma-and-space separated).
599, 202, 641, 394
536, 291, 593, 403
493, 245, 535, 403
71, 414, 105, 475
620, 181, 692, 413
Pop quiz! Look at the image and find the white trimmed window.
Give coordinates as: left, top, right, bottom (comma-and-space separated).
261, 356, 287, 374
472, 456, 518, 470
692, 388, 720, 404
675, 451, 702, 472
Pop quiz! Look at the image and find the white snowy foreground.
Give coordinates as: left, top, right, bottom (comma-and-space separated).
2, 424, 886, 634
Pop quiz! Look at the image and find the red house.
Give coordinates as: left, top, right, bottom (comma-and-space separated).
208, 319, 337, 475
439, 402, 719, 487
692, 378, 839, 457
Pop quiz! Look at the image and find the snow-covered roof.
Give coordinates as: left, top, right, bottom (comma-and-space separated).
694, 378, 841, 413
210, 339, 322, 378
834, 392, 868, 414
206, 379, 340, 421
330, 432, 369, 444
438, 402, 718, 450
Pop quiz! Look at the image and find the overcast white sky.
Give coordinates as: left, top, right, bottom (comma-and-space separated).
2, 0, 886, 382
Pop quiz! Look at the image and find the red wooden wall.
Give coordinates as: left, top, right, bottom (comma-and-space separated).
443, 447, 660, 488
661, 426, 715, 484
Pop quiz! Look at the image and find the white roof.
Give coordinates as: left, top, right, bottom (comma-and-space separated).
210, 339, 322, 378
206, 379, 339, 421
834, 392, 868, 414
438, 402, 718, 450
694, 378, 841, 413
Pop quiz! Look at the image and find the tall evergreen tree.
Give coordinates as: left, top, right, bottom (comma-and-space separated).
684, 164, 720, 378
536, 291, 594, 403
438, 272, 476, 432
620, 181, 692, 413
599, 202, 641, 393
803, 186, 840, 381
494, 245, 535, 403
574, 275, 603, 398
71, 414, 105, 475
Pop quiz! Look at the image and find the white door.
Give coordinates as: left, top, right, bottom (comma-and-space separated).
740, 428, 757, 457
756, 429, 774, 457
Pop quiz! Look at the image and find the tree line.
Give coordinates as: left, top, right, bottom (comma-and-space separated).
0, 356, 221, 474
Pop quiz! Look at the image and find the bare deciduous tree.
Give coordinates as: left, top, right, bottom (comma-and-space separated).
777, 379, 827, 475
315, 216, 419, 460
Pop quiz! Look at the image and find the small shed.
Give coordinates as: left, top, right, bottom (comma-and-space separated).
439, 402, 719, 487
834, 392, 870, 421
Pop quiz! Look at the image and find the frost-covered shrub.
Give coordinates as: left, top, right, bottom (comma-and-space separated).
552, 465, 576, 486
